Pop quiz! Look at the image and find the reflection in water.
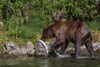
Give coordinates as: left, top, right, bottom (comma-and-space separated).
0, 57, 100, 67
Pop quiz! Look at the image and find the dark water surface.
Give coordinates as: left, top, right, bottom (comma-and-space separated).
0, 56, 100, 67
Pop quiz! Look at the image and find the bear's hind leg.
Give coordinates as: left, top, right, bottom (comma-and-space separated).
85, 37, 94, 57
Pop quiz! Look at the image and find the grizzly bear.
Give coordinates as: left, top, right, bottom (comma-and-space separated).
41, 18, 94, 57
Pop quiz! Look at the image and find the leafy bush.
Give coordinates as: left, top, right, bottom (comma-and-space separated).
88, 20, 100, 31
20, 10, 46, 39
7, 15, 22, 37
33, 0, 99, 22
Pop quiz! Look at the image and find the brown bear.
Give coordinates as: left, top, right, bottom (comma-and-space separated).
41, 18, 94, 57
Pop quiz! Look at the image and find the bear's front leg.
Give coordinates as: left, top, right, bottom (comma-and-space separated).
59, 40, 69, 54
48, 37, 65, 57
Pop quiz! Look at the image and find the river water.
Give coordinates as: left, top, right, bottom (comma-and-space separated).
0, 56, 100, 67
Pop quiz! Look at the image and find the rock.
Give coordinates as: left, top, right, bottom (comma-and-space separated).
27, 49, 35, 56
92, 42, 100, 51
9, 47, 28, 56
67, 47, 75, 51
93, 42, 100, 53
26, 41, 35, 55
20, 47, 27, 54
4, 42, 24, 56
96, 48, 100, 53
5, 41, 100, 57
0, 22, 3, 26
6, 41, 35, 56
4, 42, 19, 51
34, 50, 46, 56
9, 48, 22, 56
26, 41, 34, 51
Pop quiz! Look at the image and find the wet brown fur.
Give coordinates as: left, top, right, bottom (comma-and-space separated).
42, 19, 94, 57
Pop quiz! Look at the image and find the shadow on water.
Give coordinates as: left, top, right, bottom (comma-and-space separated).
0, 55, 100, 67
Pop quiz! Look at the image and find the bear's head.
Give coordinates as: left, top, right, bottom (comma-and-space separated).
41, 26, 54, 41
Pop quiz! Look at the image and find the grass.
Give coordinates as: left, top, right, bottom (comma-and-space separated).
88, 20, 100, 31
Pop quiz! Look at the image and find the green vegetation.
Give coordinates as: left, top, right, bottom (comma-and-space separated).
19, 10, 46, 39
0, 0, 100, 45
88, 20, 100, 31
33, 0, 100, 22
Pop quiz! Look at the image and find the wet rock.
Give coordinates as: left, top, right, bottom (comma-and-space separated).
92, 42, 100, 51
9, 48, 22, 56
4, 41, 35, 57
96, 48, 100, 53
26, 42, 34, 51
93, 42, 100, 53
66, 47, 75, 51
26, 41, 34, 49
34, 50, 46, 56
4, 41, 100, 57
9, 47, 34, 56
26, 41, 35, 55
4, 42, 19, 51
